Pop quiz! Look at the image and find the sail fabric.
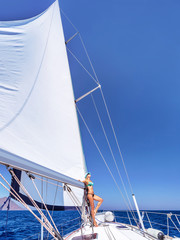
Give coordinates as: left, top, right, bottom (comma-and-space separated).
0, 0, 86, 207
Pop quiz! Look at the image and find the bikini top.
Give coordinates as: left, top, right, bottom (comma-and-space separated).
87, 181, 94, 187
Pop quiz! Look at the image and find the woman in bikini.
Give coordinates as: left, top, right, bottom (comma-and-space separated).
80, 172, 103, 227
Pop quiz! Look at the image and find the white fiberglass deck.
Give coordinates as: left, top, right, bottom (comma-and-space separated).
64, 222, 154, 240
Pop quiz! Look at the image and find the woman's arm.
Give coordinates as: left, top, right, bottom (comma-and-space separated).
78, 179, 87, 184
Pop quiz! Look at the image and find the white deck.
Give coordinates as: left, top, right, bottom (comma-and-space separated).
64, 222, 154, 240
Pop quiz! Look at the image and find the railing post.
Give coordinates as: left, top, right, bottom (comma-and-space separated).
146, 212, 152, 229
167, 215, 169, 236
41, 178, 43, 240
175, 214, 180, 226
41, 215, 43, 240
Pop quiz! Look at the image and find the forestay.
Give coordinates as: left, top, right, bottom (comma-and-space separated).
0, 0, 86, 208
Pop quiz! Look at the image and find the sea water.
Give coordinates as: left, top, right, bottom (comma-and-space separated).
0, 210, 180, 239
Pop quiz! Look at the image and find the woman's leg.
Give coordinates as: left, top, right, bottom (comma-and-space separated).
93, 195, 103, 215
87, 194, 98, 227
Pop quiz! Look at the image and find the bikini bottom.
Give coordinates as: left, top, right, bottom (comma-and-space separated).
88, 193, 94, 197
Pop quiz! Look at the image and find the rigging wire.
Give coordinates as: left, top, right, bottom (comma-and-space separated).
61, 7, 135, 199
0, 174, 58, 239
35, 176, 63, 188
8, 170, 62, 239
31, 178, 59, 234
11, 172, 53, 230
46, 181, 59, 240
61, 8, 99, 85
78, 34, 100, 85
61, 7, 140, 228
99, 88, 134, 194
76, 106, 137, 223
60, 9, 78, 32
64, 185, 82, 216
66, 47, 99, 85
90, 93, 137, 221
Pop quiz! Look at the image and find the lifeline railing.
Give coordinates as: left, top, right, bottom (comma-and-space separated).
114, 210, 180, 238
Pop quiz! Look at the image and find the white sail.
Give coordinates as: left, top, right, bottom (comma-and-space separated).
0, 0, 86, 206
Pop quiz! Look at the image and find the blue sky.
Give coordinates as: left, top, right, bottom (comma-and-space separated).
0, 0, 180, 210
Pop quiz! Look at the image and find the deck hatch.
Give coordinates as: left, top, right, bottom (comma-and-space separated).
72, 233, 98, 240
116, 225, 128, 229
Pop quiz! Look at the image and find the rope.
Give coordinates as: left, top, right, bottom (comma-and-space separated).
76, 106, 138, 219
91, 93, 137, 222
